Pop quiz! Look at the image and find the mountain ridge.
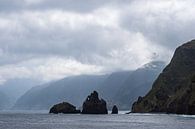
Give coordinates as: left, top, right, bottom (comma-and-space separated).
14, 61, 165, 110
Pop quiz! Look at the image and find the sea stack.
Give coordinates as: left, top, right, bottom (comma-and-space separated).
132, 40, 195, 115
82, 91, 108, 114
111, 105, 118, 114
49, 102, 80, 114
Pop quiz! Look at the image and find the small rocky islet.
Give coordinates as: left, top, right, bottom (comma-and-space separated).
50, 91, 114, 114
111, 105, 118, 114
82, 91, 108, 114
49, 102, 80, 114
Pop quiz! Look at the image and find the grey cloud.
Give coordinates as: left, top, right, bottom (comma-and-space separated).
0, 14, 124, 65
0, 0, 195, 82
119, 0, 195, 50
1, 0, 194, 64
0, 27, 126, 65
0, 0, 26, 12
0, 0, 133, 13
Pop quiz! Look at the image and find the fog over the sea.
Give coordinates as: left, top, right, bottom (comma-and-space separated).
0, 0, 195, 84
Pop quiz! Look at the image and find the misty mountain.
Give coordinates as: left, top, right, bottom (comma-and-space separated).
0, 91, 9, 109
97, 71, 132, 108
0, 78, 41, 109
14, 61, 165, 110
14, 75, 108, 110
96, 61, 165, 109
114, 61, 165, 109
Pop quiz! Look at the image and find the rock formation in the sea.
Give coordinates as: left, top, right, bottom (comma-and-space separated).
82, 91, 108, 114
132, 40, 195, 115
49, 102, 80, 114
111, 105, 118, 114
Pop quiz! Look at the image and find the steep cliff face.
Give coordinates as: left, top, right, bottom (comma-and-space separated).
132, 40, 195, 115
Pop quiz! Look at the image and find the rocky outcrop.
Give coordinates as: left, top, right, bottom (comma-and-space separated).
82, 91, 108, 114
111, 105, 118, 114
49, 102, 80, 114
132, 40, 195, 115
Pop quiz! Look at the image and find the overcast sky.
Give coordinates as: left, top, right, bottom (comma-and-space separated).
0, 0, 195, 84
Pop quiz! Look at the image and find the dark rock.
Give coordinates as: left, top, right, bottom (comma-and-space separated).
131, 40, 195, 115
111, 105, 118, 114
137, 96, 143, 103
192, 75, 195, 83
82, 91, 108, 114
125, 111, 131, 114
49, 102, 80, 114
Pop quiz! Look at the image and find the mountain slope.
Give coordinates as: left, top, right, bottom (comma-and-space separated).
96, 61, 165, 109
114, 61, 165, 109
0, 78, 40, 109
132, 40, 195, 114
97, 71, 132, 108
0, 91, 9, 109
14, 75, 108, 110
14, 61, 165, 110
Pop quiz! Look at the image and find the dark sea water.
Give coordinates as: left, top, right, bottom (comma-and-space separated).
0, 111, 195, 129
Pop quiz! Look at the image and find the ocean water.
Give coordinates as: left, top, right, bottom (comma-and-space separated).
0, 111, 195, 129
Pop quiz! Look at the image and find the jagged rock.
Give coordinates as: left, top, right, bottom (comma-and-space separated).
82, 91, 108, 114
132, 40, 195, 115
111, 105, 118, 114
49, 102, 80, 114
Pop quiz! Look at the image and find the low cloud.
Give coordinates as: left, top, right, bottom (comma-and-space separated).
0, 0, 194, 84
0, 57, 104, 84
